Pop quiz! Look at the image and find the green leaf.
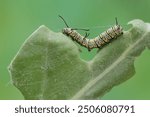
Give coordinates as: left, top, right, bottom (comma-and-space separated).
8, 19, 150, 99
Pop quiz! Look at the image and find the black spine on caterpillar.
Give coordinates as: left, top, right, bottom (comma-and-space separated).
59, 15, 123, 51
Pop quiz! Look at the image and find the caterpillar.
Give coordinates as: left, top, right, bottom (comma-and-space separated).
59, 15, 123, 51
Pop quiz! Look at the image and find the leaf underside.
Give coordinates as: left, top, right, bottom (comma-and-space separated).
9, 19, 150, 99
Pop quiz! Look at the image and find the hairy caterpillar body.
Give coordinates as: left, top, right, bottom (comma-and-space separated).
59, 15, 123, 51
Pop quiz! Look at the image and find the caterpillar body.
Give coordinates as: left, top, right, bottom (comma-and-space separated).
59, 15, 123, 51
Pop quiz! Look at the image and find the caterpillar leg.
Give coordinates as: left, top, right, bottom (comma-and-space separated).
87, 40, 91, 52
97, 48, 101, 53
88, 48, 91, 51
78, 48, 82, 52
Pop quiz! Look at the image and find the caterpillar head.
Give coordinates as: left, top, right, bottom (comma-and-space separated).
62, 28, 72, 36
115, 25, 123, 35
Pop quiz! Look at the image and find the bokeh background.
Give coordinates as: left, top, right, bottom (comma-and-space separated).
0, 0, 150, 99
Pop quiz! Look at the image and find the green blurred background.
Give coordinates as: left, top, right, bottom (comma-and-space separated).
0, 0, 150, 99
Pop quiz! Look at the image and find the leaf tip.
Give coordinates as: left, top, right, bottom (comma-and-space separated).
127, 19, 147, 31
